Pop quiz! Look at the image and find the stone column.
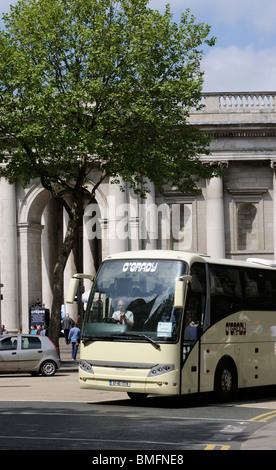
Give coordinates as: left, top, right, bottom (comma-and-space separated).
271, 161, 276, 260
18, 222, 43, 333
0, 178, 19, 331
142, 179, 157, 250
41, 198, 59, 313
107, 178, 128, 255
63, 195, 78, 321
206, 163, 228, 259
83, 209, 98, 294
128, 188, 140, 251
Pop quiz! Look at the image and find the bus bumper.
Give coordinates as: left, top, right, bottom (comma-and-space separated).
79, 366, 180, 396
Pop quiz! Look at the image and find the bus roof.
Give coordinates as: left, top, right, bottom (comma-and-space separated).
104, 250, 276, 271
105, 250, 203, 264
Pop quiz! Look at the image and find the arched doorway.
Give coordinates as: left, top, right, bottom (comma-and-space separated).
17, 182, 103, 332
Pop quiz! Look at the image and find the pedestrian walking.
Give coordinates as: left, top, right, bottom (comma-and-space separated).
68, 323, 80, 360
61, 313, 73, 344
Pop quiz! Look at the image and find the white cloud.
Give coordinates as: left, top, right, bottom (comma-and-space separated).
0, 0, 275, 93
202, 45, 276, 92
201, 0, 276, 35
149, 1, 276, 92
205, 0, 276, 31
150, 0, 276, 34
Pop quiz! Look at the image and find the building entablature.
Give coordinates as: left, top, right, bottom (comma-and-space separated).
189, 92, 276, 163
189, 92, 276, 125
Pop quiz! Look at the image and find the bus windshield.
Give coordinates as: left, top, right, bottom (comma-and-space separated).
82, 259, 187, 344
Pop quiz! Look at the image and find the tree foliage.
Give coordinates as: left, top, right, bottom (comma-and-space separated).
0, 0, 216, 345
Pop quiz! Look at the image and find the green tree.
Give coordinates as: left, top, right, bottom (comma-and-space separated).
0, 0, 216, 347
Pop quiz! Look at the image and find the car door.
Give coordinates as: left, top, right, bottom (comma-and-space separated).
0, 336, 19, 371
18, 336, 43, 371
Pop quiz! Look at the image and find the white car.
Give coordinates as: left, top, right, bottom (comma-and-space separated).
0, 334, 61, 376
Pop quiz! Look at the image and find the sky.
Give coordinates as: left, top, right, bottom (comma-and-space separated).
0, 0, 276, 93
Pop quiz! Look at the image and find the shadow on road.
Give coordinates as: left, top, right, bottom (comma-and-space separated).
94, 385, 276, 409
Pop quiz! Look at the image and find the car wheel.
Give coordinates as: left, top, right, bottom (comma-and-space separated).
40, 360, 57, 376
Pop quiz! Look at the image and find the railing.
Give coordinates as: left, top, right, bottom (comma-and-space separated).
198, 92, 276, 113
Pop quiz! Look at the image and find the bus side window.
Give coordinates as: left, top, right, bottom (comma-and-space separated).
244, 267, 276, 311
209, 264, 243, 324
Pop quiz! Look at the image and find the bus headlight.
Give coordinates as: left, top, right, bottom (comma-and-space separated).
148, 364, 174, 377
79, 360, 94, 374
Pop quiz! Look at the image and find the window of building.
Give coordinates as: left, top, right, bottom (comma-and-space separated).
237, 202, 257, 250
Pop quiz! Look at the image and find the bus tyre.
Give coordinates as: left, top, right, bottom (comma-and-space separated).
214, 359, 237, 402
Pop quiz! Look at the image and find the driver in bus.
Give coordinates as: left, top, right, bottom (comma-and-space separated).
112, 300, 134, 328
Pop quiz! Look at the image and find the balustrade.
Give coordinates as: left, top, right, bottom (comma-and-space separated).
197, 92, 276, 113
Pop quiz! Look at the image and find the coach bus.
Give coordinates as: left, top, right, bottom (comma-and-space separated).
67, 250, 276, 401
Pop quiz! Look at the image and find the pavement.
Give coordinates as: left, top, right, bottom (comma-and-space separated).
242, 422, 276, 450
59, 336, 80, 371
0, 336, 127, 403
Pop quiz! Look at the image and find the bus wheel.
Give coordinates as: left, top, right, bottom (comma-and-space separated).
214, 359, 237, 402
127, 392, 148, 403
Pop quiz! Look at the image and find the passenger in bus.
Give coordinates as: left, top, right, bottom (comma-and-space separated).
184, 297, 200, 340
112, 300, 134, 327
184, 320, 199, 340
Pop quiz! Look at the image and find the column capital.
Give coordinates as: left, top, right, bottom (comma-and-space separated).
270, 160, 276, 170
17, 222, 44, 234
204, 160, 229, 171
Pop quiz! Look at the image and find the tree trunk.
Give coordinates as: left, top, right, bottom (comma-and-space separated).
48, 208, 80, 350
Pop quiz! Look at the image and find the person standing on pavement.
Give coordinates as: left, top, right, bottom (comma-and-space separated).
62, 313, 73, 344
1, 325, 8, 334
68, 323, 80, 360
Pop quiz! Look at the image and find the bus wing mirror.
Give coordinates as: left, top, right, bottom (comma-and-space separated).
174, 275, 192, 308
66, 273, 94, 304
66, 278, 80, 304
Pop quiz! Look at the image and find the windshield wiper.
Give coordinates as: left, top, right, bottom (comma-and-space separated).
122, 333, 161, 350
82, 333, 160, 349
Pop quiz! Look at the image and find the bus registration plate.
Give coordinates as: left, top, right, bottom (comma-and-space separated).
109, 380, 130, 387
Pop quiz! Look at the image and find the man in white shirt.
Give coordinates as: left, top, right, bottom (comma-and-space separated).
112, 300, 134, 327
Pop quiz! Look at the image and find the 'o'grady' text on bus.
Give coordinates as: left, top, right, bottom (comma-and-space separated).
67, 251, 276, 401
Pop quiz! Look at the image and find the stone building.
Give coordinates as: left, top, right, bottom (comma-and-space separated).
0, 91, 276, 332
